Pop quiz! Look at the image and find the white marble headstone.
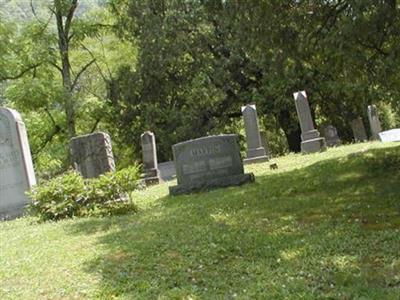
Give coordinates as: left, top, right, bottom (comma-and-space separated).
0, 107, 36, 219
378, 129, 400, 143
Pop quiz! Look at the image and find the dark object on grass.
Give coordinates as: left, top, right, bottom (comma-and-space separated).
270, 163, 278, 170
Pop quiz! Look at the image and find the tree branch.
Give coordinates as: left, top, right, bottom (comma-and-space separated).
90, 117, 102, 133
49, 61, 63, 73
65, 0, 78, 37
32, 108, 63, 158
0, 63, 41, 81
80, 42, 109, 82
71, 58, 96, 90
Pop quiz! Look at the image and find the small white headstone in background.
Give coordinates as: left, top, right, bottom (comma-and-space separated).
378, 129, 400, 143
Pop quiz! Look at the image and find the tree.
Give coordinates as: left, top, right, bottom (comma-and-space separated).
2, 0, 135, 175
109, 0, 400, 159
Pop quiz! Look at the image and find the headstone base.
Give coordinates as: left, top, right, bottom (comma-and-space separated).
0, 205, 26, 221
169, 173, 255, 196
246, 147, 267, 158
243, 155, 269, 165
301, 137, 327, 154
143, 168, 160, 185
145, 176, 160, 185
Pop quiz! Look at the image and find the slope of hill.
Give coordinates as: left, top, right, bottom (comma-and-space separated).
1, 142, 399, 299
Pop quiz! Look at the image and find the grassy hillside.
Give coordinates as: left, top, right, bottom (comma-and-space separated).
1, 142, 399, 299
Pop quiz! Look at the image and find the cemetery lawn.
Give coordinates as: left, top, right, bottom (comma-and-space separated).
1, 143, 400, 299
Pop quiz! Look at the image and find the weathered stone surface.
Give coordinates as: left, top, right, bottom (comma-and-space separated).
241, 104, 268, 164
293, 91, 326, 153
0, 107, 36, 219
259, 130, 270, 157
367, 105, 382, 140
141, 131, 160, 185
169, 135, 254, 195
158, 161, 176, 181
323, 125, 341, 147
378, 129, 400, 142
351, 118, 368, 142
70, 132, 115, 178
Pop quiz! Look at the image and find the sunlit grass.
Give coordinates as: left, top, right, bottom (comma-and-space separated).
1, 142, 399, 299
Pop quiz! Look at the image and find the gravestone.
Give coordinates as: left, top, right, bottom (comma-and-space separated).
158, 161, 176, 181
323, 125, 341, 147
351, 118, 368, 142
141, 131, 160, 184
367, 105, 382, 140
378, 129, 400, 142
259, 130, 270, 156
241, 104, 268, 164
169, 135, 254, 195
69, 132, 115, 178
0, 107, 36, 219
293, 91, 326, 153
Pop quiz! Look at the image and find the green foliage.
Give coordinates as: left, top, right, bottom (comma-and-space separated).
1, 0, 137, 176
28, 166, 140, 221
377, 102, 399, 131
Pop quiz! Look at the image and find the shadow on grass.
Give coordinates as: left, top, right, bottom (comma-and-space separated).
66, 146, 400, 298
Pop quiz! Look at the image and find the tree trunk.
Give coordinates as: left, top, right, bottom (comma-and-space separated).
278, 109, 302, 153
54, 0, 78, 139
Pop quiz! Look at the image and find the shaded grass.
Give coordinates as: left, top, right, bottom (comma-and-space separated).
1, 142, 400, 299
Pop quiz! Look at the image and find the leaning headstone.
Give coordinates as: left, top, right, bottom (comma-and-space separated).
69, 132, 115, 178
351, 118, 368, 142
141, 131, 160, 185
259, 130, 270, 156
367, 105, 382, 140
241, 104, 268, 164
169, 135, 254, 195
0, 107, 36, 219
378, 129, 400, 143
323, 125, 341, 147
293, 91, 326, 153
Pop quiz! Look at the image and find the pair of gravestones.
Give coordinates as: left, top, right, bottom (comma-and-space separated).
350, 105, 383, 142
350, 105, 397, 143
0, 109, 117, 219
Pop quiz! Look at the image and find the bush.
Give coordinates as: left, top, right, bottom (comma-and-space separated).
28, 166, 140, 221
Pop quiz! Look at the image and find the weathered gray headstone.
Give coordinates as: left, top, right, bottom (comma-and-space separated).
351, 118, 368, 142
141, 131, 160, 185
70, 132, 115, 178
378, 129, 400, 143
259, 130, 270, 156
323, 125, 341, 147
0, 107, 36, 219
293, 91, 326, 153
241, 104, 268, 164
158, 161, 176, 181
367, 105, 382, 140
169, 135, 254, 195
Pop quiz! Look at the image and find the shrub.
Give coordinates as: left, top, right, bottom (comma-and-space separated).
28, 166, 140, 221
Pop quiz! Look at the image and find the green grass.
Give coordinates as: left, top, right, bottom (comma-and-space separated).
1, 142, 400, 299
